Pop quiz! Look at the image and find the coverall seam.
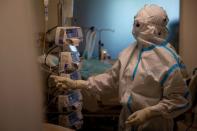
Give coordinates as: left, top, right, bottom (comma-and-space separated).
127, 95, 132, 114
160, 63, 180, 87
132, 49, 143, 80
160, 44, 186, 69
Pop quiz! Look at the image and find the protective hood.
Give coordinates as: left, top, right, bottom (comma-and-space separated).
132, 4, 169, 47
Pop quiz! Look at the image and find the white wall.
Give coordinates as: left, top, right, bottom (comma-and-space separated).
0, 0, 43, 131
47, 0, 73, 29
48, 0, 59, 29
180, 0, 197, 73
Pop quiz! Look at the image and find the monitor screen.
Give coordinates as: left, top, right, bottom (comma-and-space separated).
69, 45, 78, 52
66, 28, 78, 38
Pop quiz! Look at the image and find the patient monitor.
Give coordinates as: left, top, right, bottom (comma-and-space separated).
55, 26, 83, 46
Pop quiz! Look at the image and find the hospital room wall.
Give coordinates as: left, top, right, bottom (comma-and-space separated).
180, 0, 197, 73
47, 0, 58, 29
0, 0, 44, 130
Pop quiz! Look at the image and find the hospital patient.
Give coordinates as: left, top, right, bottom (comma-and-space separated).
51, 4, 191, 131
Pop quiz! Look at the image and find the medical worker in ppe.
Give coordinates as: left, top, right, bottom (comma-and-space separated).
51, 4, 191, 131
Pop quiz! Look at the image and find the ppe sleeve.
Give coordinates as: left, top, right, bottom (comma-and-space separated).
149, 68, 191, 119
87, 59, 120, 96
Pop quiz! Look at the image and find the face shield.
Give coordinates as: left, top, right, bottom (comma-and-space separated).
132, 4, 169, 46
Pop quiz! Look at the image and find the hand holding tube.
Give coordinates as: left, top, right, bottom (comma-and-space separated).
50, 75, 88, 89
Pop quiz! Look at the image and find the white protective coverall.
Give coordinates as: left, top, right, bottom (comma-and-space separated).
87, 4, 191, 131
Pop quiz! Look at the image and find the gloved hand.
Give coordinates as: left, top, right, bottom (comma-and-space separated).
50, 75, 88, 89
125, 107, 160, 126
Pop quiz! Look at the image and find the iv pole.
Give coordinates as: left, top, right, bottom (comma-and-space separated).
57, 0, 64, 26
